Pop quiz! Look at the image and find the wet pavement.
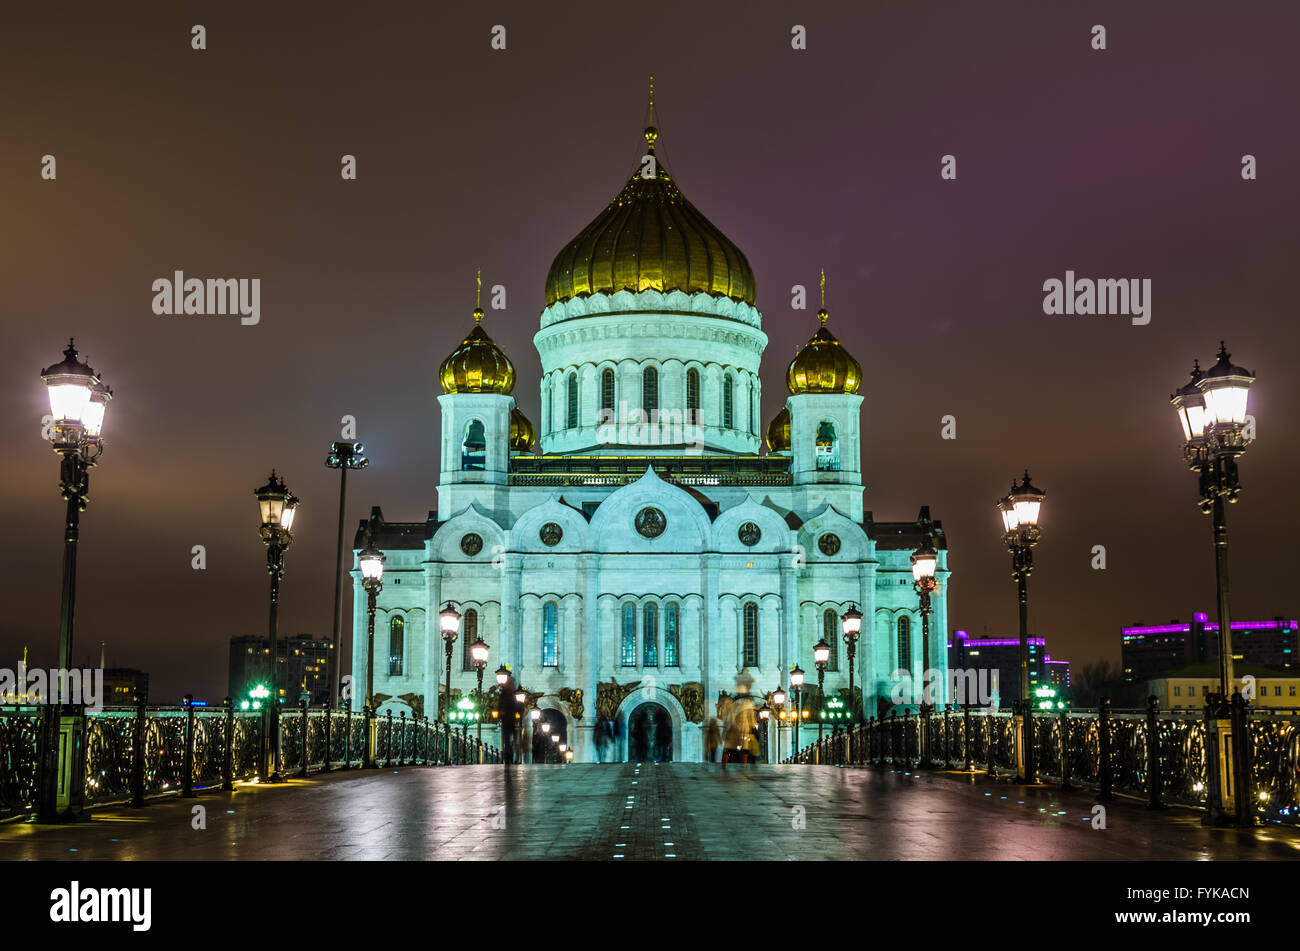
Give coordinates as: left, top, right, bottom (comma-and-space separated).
2, 763, 1296, 860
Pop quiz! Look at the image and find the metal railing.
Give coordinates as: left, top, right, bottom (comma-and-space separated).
783, 702, 1299, 825
1, 701, 501, 819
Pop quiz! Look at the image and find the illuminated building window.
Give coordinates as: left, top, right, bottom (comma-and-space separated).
388, 616, 404, 677
643, 367, 658, 415
897, 616, 912, 671
665, 603, 679, 667
643, 603, 658, 667
742, 602, 759, 667
620, 603, 636, 667
461, 609, 478, 671
461, 419, 486, 471
823, 609, 839, 671
542, 601, 559, 667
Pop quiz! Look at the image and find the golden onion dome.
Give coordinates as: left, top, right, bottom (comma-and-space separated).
438, 304, 515, 395
786, 272, 861, 395
509, 406, 535, 452
765, 405, 791, 453
544, 118, 757, 308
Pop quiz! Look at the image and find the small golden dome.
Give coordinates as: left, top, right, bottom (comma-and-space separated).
509, 406, 535, 452
438, 306, 515, 395
544, 96, 756, 308
765, 405, 791, 453
786, 273, 861, 394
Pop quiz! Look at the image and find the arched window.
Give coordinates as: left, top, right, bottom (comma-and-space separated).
823, 609, 840, 671
566, 373, 579, 429
686, 368, 700, 419
461, 609, 479, 671
620, 603, 637, 667
742, 602, 759, 667
643, 603, 659, 667
723, 374, 734, 429
541, 601, 559, 667
815, 421, 839, 471
601, 368, 615, 415
664, 603, 679, 667
643, 367, 658, 416
388, 616, 404, 677
461, 419, 486, 471
897, 616, 912, 672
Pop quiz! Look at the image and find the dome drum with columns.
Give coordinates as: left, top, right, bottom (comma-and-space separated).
353, 85, 950, 763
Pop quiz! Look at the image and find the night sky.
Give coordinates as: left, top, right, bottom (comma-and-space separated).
2, 2, 1297, 703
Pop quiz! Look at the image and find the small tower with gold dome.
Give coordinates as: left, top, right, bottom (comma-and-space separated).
437, 271, 530, 518
781, 271, 865, 515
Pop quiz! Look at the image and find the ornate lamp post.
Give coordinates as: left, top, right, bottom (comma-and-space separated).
1171, 344, 1255, 826
439, 602, 461, 723
1170, 344, 1255, 695
813, 639, 831, 757
325, 441, 367, 705
841, 605, 862, 723
255, 471, 299, 782
357, 542, 384, 767
911, 540, 938, 767
39, 340, 110, 821
996, 471, 1045, 784
528, 706, 540, 764
789, 665, 805, 754
772, 684, 787, 761
471, 636, 490, 745
757, 706, 770, 761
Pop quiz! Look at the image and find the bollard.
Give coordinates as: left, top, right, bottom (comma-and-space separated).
963, 703, 972, 772
182, 694, 196, 799
322, 701, 332, 773
1146, 696, 1164, 809
362, 705, 374, 769
341, 706, 351, 770
986, 713, 995, 777
1059, 706, 1072, 791
1098, 697, 1114, 801
131, 693, 147, 807
300, 699, 310, 777
222, 696, 235, 792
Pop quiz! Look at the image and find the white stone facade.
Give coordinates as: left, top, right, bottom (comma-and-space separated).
352, 291, 950, 763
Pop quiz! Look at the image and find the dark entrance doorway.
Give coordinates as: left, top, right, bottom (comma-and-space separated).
628, 702, 673, 762
532, 708, 567, 763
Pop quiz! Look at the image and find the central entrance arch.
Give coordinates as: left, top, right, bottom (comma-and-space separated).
627, 702, 673, 762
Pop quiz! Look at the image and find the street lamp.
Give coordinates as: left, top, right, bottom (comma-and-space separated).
789, 666, 805, 755
325, 441, 367, 706
471, 635, 490, 745
358, 542, 385, 719
772, 685, 787, 761
255, 470, 299, 781
39, 340, 110, 821
439, 602, 461, 723
997, 470, 1045, 784
841, 605, 862, 724
911, 539, 939, 767
757, 706, 770, 761
813, 639, 831, 756
1170, 344, 1255, 695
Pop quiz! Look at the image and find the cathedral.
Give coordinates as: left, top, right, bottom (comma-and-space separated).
350, 103, 950, 763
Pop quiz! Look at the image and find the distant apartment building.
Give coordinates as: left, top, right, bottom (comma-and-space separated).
948, 631, 1070, 708
103, 668, 149, 705
1122, 613, 1296, 683
1147, 663, 1300, 712
229, 633, 332, 705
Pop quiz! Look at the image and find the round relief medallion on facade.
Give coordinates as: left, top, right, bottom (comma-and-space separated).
738, 521, 762, 546
818, 532, 841, 556
539, 522, 563, 546
634, 507, 667, 538
460, 533, 483, 556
